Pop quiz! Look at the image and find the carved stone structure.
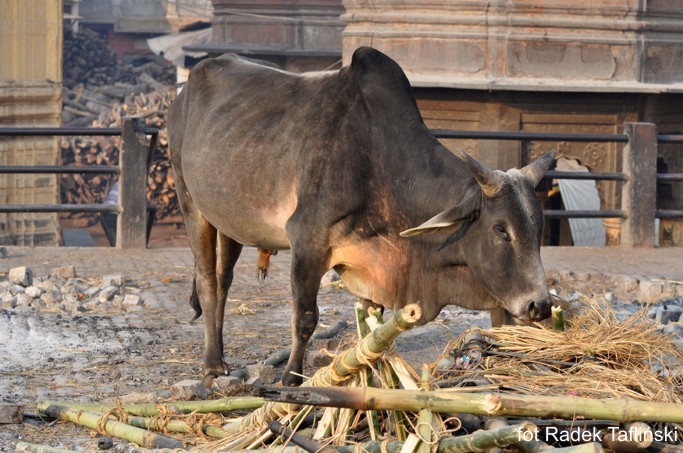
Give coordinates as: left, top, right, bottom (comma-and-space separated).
342, 0, 683, 245
0, 0, 63, 245
197, 0, 345, 72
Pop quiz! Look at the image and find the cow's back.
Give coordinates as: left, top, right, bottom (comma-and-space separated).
168, 55, 368, 249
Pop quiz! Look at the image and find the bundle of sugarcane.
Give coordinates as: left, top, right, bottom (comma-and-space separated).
441, 296, 683, 403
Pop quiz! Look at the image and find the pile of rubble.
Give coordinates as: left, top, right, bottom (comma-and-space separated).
0, 265, 145, 315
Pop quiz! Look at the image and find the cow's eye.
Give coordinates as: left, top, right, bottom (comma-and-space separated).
494, 224, 510, 241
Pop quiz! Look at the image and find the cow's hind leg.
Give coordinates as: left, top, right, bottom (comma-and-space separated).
215, 234, 243, 354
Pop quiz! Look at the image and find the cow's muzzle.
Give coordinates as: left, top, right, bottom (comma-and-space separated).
526, 299, 552, 322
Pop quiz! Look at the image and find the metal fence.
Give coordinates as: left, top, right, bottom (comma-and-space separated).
0, 120, 681, 248
434, 122, 683, 247
0, 119, 157, 249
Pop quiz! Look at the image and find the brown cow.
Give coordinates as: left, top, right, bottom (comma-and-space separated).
168, 47, 555, 386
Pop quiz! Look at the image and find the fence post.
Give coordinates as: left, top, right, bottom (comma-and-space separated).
621, 122, 657, 247
117, 118, 148, 249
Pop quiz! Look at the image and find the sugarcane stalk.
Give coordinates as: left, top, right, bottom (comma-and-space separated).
269, 420, 322, 452
15, 442, 79, 453
356, 303, 380, 441
600, 422, 653, 452
416, 364, 433, 453
334, 423, 535, 453
225, 304, 422, 435
125, 414, 228, 438
552, 305, 566, 331
37, 396, 264, 417
264, 385, 683, 423
38, 405, 184, 449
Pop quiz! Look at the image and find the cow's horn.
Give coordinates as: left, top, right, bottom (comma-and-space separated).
461, 152, 502, 197
521, 150, 556, 187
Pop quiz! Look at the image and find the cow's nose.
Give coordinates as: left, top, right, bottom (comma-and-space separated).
527, 299, 551, 321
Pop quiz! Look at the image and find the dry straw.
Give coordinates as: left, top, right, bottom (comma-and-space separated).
446, 296, 683, 403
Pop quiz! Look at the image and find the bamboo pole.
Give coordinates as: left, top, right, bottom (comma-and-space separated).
15, 442, 79, 453
416, 364, 433, 453
37, 396, 264, 417
38, 405, 184, 449
264, 385, 683, 423
125, 414, 228, 438
224, 304, 422, 435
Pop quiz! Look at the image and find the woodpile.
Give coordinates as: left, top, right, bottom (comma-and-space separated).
61, 28, 179, 223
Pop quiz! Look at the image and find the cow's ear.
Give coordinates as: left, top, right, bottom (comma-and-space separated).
400, 186, 480, 238
521, 150, 556, 187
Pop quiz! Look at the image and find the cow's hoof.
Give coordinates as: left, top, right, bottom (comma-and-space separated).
281, 371, 303, 387
203, 363, 230, 388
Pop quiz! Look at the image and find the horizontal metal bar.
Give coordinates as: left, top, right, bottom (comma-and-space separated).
0, 165, 120, 175
657, 173, 683, 182
0, 204, 119, 213
543, 209, 627, 219
432, 129, 629, 142
544, 170, 627, 181
657, 134, 683, 144
656, 210, 683, 219
0, 127, 159, 137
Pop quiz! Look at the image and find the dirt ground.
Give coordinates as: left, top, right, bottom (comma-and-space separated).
0, 224, 682, 451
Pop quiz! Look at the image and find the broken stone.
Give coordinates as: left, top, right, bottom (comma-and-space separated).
102, 274, 125, 287
638, 280, 663, 301
246, 364, 276, 385
8, 266, 32, 286
9, 284, 25, 295
0, 404, 23, 424
245, 376, 263, 388
51, 265, 77, 279
41, 288, 62, 305
307, 349, 335, 368
24, 286, 43, 299
603, 292, 615, 303
212, 376, 242, 391
122, 294, 143, 307
85, 286, 101, 298
170, 379, 209, 400
0, 247, 7, 259
655, 306, 683, 325
13, 293, 32, 307
99, 286, 118, 302
620, 276, 639, 293
0, 293, 14, 308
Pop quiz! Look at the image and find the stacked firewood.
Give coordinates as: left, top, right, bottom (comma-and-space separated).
60, 89, 179, 223
60, 27, 180, 223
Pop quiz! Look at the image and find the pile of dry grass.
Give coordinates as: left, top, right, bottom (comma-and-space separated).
445, 297, 683, 403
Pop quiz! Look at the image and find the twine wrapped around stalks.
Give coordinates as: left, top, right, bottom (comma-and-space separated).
221, 304, 422, 437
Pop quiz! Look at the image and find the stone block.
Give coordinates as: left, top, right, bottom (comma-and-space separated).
41, 288, 62, 305
122, 294, 143, 307
99, 286, 118, 302
170, 380, 209, 400
212, 376, 242, 391
13, 293, 32, 307
24, 286, 42, 299
51, 265, 77, 279
638, 280, 663, 301
0, 404, 23, 424
655, 306, 683, 325
8, 267, 32, 286
246, 364, 276, 385
102, 274, 125, 287
307, 349, 335, 368
245, 376, 263, 388
620, 276, 639, 293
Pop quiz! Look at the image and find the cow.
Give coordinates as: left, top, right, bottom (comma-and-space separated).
168, 46, 555, 387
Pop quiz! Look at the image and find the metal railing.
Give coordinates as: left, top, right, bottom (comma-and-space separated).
433, 123, 683, 247
0, 119, 157, 248
0, 121, 681, 248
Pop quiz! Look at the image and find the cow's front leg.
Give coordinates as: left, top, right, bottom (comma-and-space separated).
282, 246, 326, 386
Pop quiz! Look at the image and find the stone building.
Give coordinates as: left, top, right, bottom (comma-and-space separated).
342, 0, 683, 245
189, 0, 345, 72
0, 0, 63, 245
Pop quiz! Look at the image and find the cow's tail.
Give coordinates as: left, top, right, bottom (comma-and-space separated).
189, 278, 202, 321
